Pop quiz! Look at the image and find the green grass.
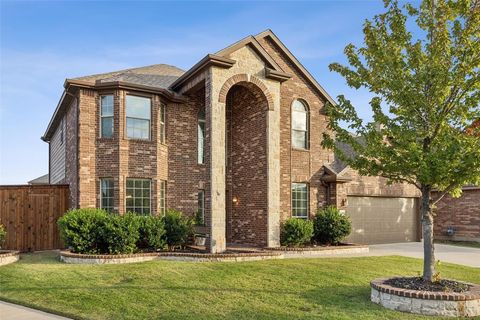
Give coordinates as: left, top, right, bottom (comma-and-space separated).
1, 252, 479, 320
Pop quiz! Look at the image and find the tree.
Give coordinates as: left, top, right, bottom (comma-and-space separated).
323, 0, 480, 282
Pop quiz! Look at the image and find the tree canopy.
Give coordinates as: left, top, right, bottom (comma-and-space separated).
323, 0, 480, 203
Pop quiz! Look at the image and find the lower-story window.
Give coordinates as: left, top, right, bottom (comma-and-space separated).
126, 178, 151, 215
159, 180, 166, 215
197, 190, 205, 225
100, 178, 114, 212
292, 182, 308, 218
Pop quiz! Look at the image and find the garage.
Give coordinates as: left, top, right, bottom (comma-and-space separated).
345, 196, 419, 244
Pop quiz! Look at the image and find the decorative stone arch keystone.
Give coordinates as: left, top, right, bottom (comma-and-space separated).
218, 74, 275, 110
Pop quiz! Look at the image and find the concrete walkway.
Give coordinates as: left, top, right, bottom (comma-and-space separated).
365, 241, 480, 268
0, 301, 70, 320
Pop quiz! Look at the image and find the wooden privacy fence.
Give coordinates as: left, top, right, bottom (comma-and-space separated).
0, 185, 69, 252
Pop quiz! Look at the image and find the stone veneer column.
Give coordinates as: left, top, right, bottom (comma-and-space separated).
207, 69, 227, 253
267, 102, 281, 247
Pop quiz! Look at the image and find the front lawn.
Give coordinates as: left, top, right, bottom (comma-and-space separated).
0, 252, 479, 320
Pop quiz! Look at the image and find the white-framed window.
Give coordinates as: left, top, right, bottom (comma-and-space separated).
197, 108, 206, 164
126, 178, 151, 215
197, 190, 205, 225
126, 95, 151, 140
160, 103, 166, 144
292, 99, 309, 149
292, 183, 308, 218
100, 178, 114, 212
159, 180, 166, 215
100, 95, 114, 138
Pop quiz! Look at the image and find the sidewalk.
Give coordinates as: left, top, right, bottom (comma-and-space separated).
0, 301, 70, 320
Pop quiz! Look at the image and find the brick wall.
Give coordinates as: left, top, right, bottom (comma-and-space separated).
434, 188, 480, 242
258, 36, 332, 222
167, 88, 207, 216
226, 84, 268, 246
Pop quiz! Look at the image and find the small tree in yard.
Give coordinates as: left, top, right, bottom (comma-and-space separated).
323, 0, 480, 282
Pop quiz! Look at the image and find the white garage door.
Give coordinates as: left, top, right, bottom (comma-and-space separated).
346, 196, 419, 244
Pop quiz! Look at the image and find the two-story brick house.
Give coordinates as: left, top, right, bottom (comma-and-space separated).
43, 30, 426, 252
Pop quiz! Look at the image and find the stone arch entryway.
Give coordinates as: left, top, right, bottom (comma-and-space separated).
224, 79, 270, 246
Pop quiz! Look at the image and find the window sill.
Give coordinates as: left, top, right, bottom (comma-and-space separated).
124, 138, 154, 143
292, 147, 310, 153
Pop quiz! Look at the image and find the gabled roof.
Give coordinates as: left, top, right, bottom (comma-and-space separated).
254, 30, 336, 106
72, 64, 185, 89
215, 35, 286, 73
43, 29, 337, 142
170, 33, 292, 90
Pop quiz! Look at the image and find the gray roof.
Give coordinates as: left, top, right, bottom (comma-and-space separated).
328, 136, 365, 174
72, 64, 185, 89
28, 174, 49, 185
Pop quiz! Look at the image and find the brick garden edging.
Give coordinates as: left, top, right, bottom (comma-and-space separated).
371, 277, 480, 317
266, 244, 369, 258
0, 250, 20, 266
59, 250, 283, 264
59, 245, 369, 264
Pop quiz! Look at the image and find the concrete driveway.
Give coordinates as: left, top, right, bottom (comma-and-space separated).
367, 241, 480, 268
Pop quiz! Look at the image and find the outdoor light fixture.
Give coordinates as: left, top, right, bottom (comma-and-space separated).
232, 196, 238, 204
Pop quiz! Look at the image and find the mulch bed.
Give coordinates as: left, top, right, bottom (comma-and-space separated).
385, 277, 471, 293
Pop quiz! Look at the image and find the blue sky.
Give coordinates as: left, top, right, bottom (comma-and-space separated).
1, 0, 398, 184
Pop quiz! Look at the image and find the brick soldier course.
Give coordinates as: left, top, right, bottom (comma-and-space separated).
42, 30, 479, 253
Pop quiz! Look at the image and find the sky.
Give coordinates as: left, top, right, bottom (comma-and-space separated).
0, 0, 405, 184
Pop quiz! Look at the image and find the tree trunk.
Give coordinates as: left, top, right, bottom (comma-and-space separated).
420, 185, 435, 282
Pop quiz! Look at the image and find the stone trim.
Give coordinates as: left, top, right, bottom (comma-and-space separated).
0, 250, 20, 266
267, 244, 368, 251
59, 250, 282, 264
371, 278, 480, 301
218, 74, 275, 110
59, 246, 372, 264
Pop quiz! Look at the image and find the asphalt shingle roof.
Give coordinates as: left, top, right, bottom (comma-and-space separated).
72, 64, 185, 89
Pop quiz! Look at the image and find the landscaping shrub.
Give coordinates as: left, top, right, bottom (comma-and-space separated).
137, 215, 167, 251
163, 209, 194, 250
281, 218, 314, 247
313, 206, 351, 245
58, 208, 109, 254
102, 212, 140, 254
0, 224, 6, 249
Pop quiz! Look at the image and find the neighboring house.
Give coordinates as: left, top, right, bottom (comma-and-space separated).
40, 30, 476, 252
28, 174, 49, 185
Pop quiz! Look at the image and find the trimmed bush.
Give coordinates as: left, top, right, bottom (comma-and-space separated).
0, 224, 6, 249
102, 212, 140, 254
313, 206, 352, 245
281, 218, 314, 247
163, 209, 194, 250
137, 215, 167, 251
58, 208, 109, 254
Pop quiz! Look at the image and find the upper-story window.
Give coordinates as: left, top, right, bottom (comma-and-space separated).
159, 103, 166, 144
100, 95, 114, 138
197, 108, 206, 164
126, 95, 151, 140
292, 99, 309, 149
